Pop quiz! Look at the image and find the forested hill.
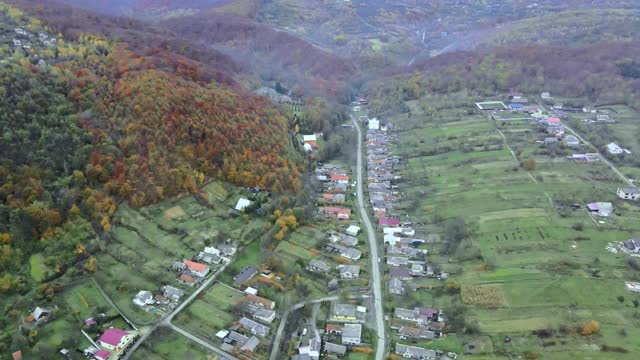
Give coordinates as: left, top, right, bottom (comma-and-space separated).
0, 3, 300, 287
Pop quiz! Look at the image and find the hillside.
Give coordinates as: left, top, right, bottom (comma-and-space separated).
0, 2, 300, 302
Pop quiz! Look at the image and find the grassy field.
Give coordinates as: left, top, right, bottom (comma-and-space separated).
174, 282, 246, 338
386, 93, 640, 358
29, 253, 49, 282
132, 327, 212, 360
63, 281, 115, 321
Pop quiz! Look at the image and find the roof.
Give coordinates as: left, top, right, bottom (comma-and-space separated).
326, 324, 343, 332
379, 217, 401, 226
547, 117, 561, 124
389, 267, 411, 278
235, 198, 252, 211
395, 307, 419, 320
309, 259, 330, 272
346, 225, 360, 233
12, 351, 22, 360
389, 278, 403, 293
324, 342, 347, 355
303, 134, 317, 142
342, 323, 362, 339
99, 328, 129, 347
330, 174, 349, 182
334, 304, 357, 317
245, 294, 274, 309
239, 317, 270, 336
241, 336, 261, 352
235, 265, 258, 285
396, 343, 436, 358
216, 329, 230, 339
162, 285, 184, 298
95, 350, 111, 359
338, 265, 360, 277
179, 273, 196, 283
619, 187, 640, 195
183, 259, 208, 273
32, 306, 49, 320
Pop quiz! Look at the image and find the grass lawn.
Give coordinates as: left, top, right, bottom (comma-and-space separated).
29, 253, 48, 282
63, 281, 115, 320
133, 327, 212, 360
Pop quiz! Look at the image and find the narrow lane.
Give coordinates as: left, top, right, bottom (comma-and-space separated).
351, 113, 386, 360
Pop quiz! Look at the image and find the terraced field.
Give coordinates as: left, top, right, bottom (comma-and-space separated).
386, 93, 640, 358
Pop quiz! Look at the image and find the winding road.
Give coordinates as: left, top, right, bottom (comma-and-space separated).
351, 113, 386, 360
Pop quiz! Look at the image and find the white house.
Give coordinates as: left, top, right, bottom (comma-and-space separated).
346, 225, 360, 236
303, 134, 317, 142
607, 143, 623, 155
303, 143, 313, 152
235, 198, 252, 211
203, 247, 220, 256
133, 291, 154, 307
368, 118, 380, 130
617, 187, 640, 201
342, 324, 362, 345
541, 92, 551, 99
98, 328, 134, 352
183, 259, 210, 277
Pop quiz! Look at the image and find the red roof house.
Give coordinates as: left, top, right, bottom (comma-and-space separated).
95, 349, 111, 360
330, 174, 349, 183
178, 273, 196, 286
379, 217, 400, 227
12, 351, 22, 360
547, 117, 561, 124
99, 328, 133, 351
183, 259, 210, 277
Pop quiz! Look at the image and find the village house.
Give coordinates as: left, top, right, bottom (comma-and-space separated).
183, 260, 209, 277
244, 294, 276, 310
219, 243, 237, 256
622, 238, 640, 253
368, 118, 380, 130
617, 187, 640, 201
94, 349, 111, 360
411, 264, 426, 277
25, 306, 50, 325
544, 137, 559, 146
172, 261, 187, 272
387, 256, 409, 267
339, 233, 358, 247
346, 225, 360, 236
322, 207, 352, 220
332, 304, 365, 322
245, 303, 277, 323
239, 317, 270, 337
607, 143, 623, 155
308, 259, 331, 274
133, 291, 154, 307
161, 285, 184, 301
298, 337, 321, 360
597, 114, 612, 122
399, 326, 436, 340
340, 247, 362, 261
389, 267, 412, 280
177, 273, 197, 286
235, 265, 258, 285
235, 198, 252, 212
564, 135, 579, 147
582, 105, 596, 113
197, 251, 223, 265
541, 92, 551, 99
324, 342, 347, 357
379, 217, 401, 227
338, 265, 360, 279
98, 328, 134, 352
342, 324, 362, 345
326, 324, 343, 334
587, 202, 613, 217
389, 278, 404, 295
240, 336, 261, 353
553, 103, 563, 109
330, 174, 350, 184
395, 344, 436, 360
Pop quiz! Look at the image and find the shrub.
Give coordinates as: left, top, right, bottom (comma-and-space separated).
580, 320, 600, 335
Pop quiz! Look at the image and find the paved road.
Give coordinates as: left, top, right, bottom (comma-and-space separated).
123, 262, 231, 360
269, 296, 339, 360
351, 113, 386, 360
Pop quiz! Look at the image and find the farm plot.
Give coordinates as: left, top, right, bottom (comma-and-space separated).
174, 282, 245, 337
63, 281, 115, 320
389, 93, 640, 357
132, 327, 212, 360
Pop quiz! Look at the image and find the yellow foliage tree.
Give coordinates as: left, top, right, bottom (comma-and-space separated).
75, 243, 85, 254
85, 257, 97, 273
580, 320, 600, 335
0, 233, 11, 244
